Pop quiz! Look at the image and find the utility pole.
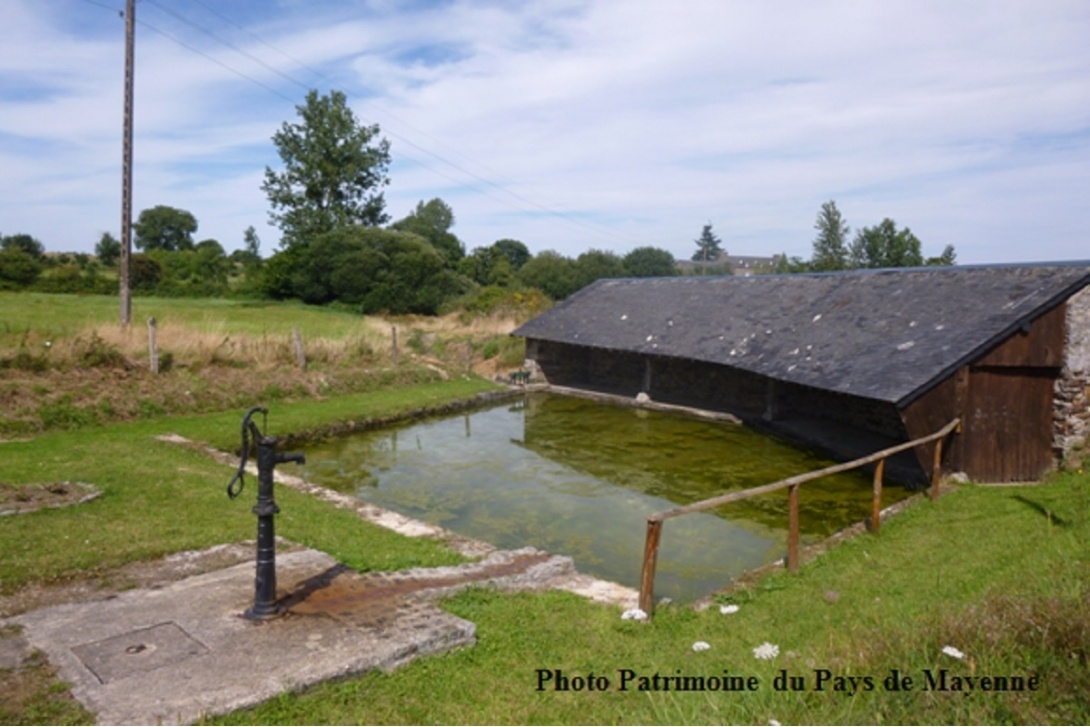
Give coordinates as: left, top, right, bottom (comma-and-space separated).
119, 0, 135, 327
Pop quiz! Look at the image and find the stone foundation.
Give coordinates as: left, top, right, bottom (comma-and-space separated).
1055, 287, 1090, 464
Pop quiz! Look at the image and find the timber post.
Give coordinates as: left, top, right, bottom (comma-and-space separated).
930, 437, 944, 502
148, 317, 158, 374
292, 326, 306, 371
786, 483, 800, 573
870, 458, 885, 534
638, 518, 663, 617
634, 417, 959, 620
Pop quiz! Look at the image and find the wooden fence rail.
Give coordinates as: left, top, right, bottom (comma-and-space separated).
637, 417, 961, 617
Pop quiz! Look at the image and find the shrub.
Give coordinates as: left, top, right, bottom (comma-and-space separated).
77, 333, 128, 369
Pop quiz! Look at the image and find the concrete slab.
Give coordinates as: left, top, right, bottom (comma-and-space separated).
10, 547, 562, 725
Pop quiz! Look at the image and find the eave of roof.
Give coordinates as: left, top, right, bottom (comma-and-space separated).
512, 262, 1090, 407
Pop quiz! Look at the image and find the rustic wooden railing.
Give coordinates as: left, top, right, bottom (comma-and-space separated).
637, 417, 961, 617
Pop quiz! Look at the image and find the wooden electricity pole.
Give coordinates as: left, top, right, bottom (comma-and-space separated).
119, 0, 135, 327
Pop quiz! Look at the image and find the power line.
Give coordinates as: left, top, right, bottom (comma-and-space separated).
137, 17, 299, 105
173, 0, 622, 243
145, 0, 309, 94
135, 2, 632, 245
78, 0, 122, 14
182, 0, 325, 87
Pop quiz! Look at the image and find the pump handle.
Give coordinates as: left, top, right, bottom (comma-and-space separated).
227, 406, 267, 499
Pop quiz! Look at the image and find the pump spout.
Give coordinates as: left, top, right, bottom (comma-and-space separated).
276, 451, 306, 466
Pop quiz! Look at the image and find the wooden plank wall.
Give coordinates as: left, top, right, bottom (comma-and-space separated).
901, 304, 1066, 482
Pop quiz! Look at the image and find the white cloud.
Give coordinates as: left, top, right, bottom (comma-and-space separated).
1, 0, 1088, 262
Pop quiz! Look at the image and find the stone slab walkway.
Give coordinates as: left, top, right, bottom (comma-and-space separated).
7, 546, 575, 725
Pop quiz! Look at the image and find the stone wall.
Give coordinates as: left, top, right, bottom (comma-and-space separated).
1054, 287, 1090, 464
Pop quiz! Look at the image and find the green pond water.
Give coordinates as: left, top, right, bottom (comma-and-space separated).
301, 393, 912, 602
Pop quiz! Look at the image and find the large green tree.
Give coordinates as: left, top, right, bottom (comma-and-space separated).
390, 198, 463, 264
133, 206, 198, 252
849, 218, 924, 269
263, 227, 467, 314
811, 200, 850, 272
263, 89, 391, 249
691, 223, 723, 263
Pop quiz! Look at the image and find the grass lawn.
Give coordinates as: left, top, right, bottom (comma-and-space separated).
1, 293, 1087, 724
3, 388, 1086, 724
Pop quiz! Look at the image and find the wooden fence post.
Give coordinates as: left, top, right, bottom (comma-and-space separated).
292, 326, 306, 371
870, 458, 885, 534
638, 519, 663, 618
930, 437, 944, 502
787, 483, 800, 573
391, 326, 399, 364
148, 317, 159, 374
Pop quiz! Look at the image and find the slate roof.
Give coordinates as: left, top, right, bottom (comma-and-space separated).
513, 263, 1090, 407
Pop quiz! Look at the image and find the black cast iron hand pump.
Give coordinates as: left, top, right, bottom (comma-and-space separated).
227, 407, 305, 620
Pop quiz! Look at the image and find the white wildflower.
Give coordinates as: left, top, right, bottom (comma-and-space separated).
941, 645, 965, 660
719, 604, 740, 615
753, 642, 780, 660
692, 641, 711, 652
621, 608, 647, 621
770, 720, 782, 726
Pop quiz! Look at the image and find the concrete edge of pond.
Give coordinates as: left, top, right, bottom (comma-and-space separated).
155, 431, 641, 610
532, 383, 744, 423
276, 389, 526, 447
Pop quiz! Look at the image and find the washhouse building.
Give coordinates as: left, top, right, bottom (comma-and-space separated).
513, 263, 1090, 484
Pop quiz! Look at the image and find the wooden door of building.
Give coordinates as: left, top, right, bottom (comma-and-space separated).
964, 366, 1055, 482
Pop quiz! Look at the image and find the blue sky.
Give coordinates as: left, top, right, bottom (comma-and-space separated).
2, 0, 1088, 263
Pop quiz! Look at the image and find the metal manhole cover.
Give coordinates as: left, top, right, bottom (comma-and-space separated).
71, 621, 208, 684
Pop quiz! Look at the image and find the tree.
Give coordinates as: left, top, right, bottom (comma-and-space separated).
0, 248, 43, 288
134, 206, 198, 252
95, 232, 121, 266
691, 223, 723, 263
773, 252, 811, 274
810, 201, 850, 272
516, 250, 578, 300
1, 233, 45, 259
849, 218, 923, 269
244, 226, 261, 259
129, 254, 163, 291
264, 226, 469, 314
573, 249, 625, 291
623, 246, 678, 277
390, 198, 463, 264
263, 89, 391, 249
491, 239, 531, 271
926, 244, 957, 266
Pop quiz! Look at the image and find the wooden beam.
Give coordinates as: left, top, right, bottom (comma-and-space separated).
638, 519, 663, 617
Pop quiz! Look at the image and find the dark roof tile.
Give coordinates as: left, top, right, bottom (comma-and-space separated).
513, 263, 1090, 406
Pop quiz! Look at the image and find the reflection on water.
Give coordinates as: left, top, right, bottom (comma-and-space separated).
302, 393, 909, 601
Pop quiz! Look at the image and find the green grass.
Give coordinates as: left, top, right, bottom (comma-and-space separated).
4, 396, 1087, 723
1, 290, 1086, 723
0, 292, 373, 344
0, 377, 497, 593
210, 474, 1089, 725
